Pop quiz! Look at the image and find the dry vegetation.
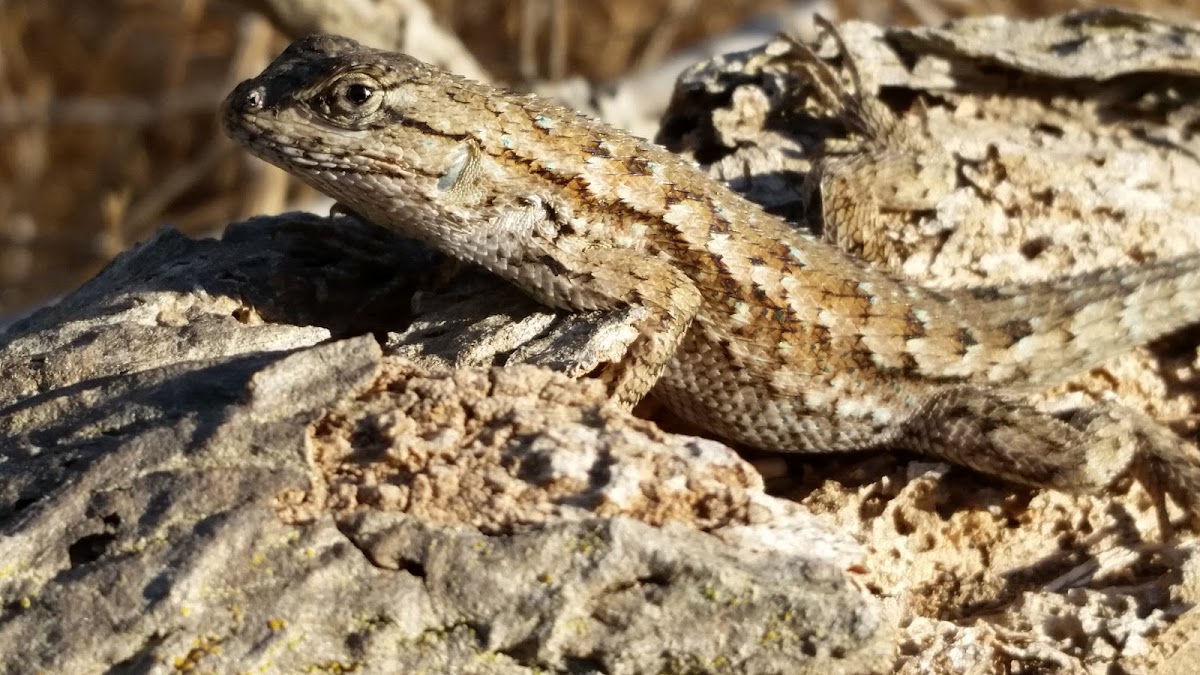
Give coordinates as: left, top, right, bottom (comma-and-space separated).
0, 0, 1195, 316
833, 0, 1198, 26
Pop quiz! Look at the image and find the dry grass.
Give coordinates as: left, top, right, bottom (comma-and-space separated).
0, 0, 279, 314
833, 0, 1198, 28
425, 0, 787, 81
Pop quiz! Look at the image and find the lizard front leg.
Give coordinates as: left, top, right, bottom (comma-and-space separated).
435, 142, 704, 407
567, 247, 703, 406
452, 193, 704, 407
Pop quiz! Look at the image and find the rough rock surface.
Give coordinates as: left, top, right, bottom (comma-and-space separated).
0, 216, 889, 674
5, 10, 1200, 675
657, 9, 1200, 674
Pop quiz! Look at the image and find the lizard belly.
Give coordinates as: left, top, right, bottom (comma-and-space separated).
652, 328, 906, 453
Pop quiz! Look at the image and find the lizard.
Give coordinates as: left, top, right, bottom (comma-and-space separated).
221, 22, 1200, 514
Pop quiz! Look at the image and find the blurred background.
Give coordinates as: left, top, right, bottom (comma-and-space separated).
1, 0, 1195, 320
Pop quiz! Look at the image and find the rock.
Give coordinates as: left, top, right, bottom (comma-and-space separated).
6, 10, 1200, 674
659, 10, 1200, 673
0, 214, 889, 673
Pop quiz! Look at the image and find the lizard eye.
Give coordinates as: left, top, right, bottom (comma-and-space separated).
346, 83, 373, 105
321, 72, 385, 120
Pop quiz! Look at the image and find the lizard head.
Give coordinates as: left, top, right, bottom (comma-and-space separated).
222, 33, 439, 163
223, 33, 692, 266
222, 34, 482, 234
224, 35, 422, 129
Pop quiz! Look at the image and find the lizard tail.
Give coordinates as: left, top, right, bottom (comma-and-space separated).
948, 252, 1200, 388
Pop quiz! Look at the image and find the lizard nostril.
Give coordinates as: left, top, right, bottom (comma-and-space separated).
244, 87, 264, 111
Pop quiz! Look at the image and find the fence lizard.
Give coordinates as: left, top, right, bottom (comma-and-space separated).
222, 23, 1200, 513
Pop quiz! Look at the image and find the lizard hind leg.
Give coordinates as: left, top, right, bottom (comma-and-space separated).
782, 15, 908, 151
783, 17, 957, 266
898, 384, 1200, 522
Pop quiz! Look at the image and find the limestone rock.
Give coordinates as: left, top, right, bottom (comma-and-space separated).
7, 10, 1200, 674
0, 215, 888, 674
659, 10, 1200, 673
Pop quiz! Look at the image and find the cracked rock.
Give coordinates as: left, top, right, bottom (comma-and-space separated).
0, 214, 889, 674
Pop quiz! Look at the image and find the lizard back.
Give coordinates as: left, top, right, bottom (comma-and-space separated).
223, 34, 1200, 452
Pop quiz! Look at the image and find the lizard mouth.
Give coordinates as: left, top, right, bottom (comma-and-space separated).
220, 79, 269, 140
222, 91, 347, 174
222, 83, 285, 164
222, 80, 318, 166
